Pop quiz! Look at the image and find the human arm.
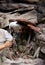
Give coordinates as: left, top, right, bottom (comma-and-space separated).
0, 41, 13, 50
0, 29, 13, 50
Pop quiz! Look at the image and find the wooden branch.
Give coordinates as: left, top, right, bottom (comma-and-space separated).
9, 18, 41, 33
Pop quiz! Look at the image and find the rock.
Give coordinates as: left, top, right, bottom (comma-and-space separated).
24, 0, 39, 3
0, 13, 9, 28
0, 3, 15, 12
35, 23, 45, 47
39, 47, 45, 59
14, 10, 37, 24
37, 5, 45, 22
33, 58, 44, 65
7, 58, 44, 65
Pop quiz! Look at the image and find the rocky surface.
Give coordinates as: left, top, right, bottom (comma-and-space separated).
3, 57, 45, 65
24, 0, 39, 3
0, 0, 45, 65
